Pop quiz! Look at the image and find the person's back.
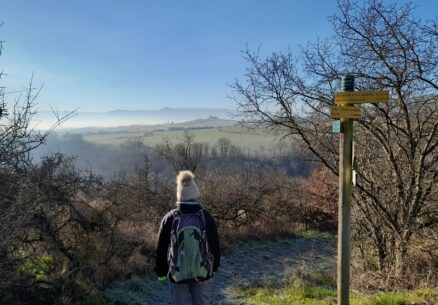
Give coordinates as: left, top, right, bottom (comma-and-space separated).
154, 171, 220, 305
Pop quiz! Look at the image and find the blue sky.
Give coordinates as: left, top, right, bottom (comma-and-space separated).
1, 0, 437, 112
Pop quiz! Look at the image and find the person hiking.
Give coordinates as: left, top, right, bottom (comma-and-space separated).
154, 170, 220, 305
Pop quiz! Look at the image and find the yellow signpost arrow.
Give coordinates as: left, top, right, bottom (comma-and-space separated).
331, 105, 361, 119
335, 90, 389, 104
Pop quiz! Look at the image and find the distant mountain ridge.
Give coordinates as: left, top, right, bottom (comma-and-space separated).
36, 107, 238, 129
107, 107, 232, 114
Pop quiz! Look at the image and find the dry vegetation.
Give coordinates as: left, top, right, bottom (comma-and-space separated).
2, 1, 438, 304
0, 102, 331, 305
232, 0, 438, 290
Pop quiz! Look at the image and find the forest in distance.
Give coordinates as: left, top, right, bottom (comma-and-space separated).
31, 123, 305, 178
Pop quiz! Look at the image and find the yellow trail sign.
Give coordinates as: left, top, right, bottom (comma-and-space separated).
331, 105, 361, 119
335, 91, 389, 104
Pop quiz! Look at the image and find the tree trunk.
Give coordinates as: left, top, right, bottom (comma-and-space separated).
395, 238, 408, 277
375, 235, 388, 272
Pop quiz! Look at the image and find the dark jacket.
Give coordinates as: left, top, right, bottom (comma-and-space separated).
154, 203, 221, 280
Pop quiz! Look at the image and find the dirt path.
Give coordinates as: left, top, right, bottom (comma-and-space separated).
144, 236, 336, 305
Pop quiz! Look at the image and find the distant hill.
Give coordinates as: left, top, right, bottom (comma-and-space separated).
35, 107, 238, 130
51, 115, 238, 135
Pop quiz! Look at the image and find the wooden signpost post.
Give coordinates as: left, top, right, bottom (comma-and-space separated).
334, 75, 388, 305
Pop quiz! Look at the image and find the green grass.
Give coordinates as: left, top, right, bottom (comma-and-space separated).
351, 290, 437, 305
232, 279, 338, 305
88, 275, 166, 305
232, 276, 437, 305
18, 254, 59, 281
83, 126, 287, 152
296, 230, 335, 239
232, 267, 437, 305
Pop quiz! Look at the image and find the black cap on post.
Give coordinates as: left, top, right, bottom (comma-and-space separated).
341, 74, 355, 92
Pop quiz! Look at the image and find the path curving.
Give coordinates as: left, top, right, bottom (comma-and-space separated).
144, 236, 336, 305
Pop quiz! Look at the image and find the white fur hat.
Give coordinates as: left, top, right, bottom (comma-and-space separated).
176, 170, 200, 202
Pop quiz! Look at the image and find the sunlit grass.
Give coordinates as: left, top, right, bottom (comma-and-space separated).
234, 285, 437, 305
232, 281, 337, 305
84, 126, 279, 152
232, 272, 437, 305
295, 229, 334, 239
18, 254, 58, 281
351, 290, 437, 305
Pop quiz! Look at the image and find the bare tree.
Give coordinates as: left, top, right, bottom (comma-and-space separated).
0, 26, 74, 171
0, 31, 85, 303
155, 130, 205, 172
232, 0, 438, 285
0, 75, 74, 171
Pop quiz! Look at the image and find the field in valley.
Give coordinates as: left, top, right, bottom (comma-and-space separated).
82, 126, 290, 153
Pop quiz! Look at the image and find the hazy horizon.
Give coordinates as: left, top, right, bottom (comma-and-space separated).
34, 106, 237, 129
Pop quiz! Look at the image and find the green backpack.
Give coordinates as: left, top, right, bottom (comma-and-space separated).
168, 209, 213, 282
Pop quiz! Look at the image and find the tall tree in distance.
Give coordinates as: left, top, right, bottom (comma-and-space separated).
232, 0, 438, 286
155, 130, 205, 173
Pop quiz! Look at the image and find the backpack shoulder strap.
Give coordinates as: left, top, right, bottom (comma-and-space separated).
199, 208, 207, 229
170, 209, 181, 231
171, 209, 181, 218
